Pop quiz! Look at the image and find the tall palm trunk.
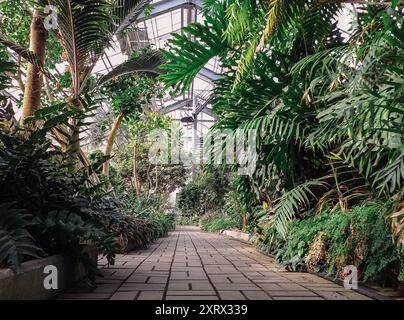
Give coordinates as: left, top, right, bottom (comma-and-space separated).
103, 112, 125, 183
21, 9, 47, 123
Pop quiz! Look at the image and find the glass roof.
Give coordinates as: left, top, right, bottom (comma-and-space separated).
3, 1, 356, 151
2, 0, 220, 153
94, 0, 220, 146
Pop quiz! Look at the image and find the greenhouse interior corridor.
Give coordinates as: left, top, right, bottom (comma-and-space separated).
0, 0, 403, 306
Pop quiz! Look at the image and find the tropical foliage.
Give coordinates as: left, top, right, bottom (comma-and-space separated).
177, 169, 230, 216
0, 0, 176, 276
113, 112, 188, 197
0, 0, 402, 293
269, 202, 403, 285
163, 0, 404, 287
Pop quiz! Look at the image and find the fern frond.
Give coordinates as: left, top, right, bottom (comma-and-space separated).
272, 179, 329, 238
0, 204, 41, 272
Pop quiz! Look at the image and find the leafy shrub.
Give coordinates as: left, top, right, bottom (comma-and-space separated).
0, 133, 175, 272
177, 215, 199, 226
0, 204, 41, 272
0, 133, 133, 270
116, 191, 176, 243
177, 170, 230, 216
200, 215, 236, 233
221, 191, 246, 230
272, 202, 402, 285
177, 182, 207, 216
0, 134, 113, 271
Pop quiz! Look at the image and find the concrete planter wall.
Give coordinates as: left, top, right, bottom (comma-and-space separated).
0, 246, 97, 300
118, 231, 170, 253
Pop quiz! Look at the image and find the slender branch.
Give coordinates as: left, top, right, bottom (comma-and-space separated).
16, 55, 25, 92
43, 74, 54, 102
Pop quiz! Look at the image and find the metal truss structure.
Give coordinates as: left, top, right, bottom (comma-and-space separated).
96, 0, 221, 151
3, 0, 220, 152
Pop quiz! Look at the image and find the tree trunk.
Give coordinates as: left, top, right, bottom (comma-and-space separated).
21, 9, 47, 123
242, 214, 248, 228
132, 141, 141, 199
103, 112, 125, 183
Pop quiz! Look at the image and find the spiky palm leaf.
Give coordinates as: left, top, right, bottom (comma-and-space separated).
113, 0, 151, 34
223, 0, 255, 45
0, 36, 54, 81
271, 179, 329, 238
93, 50, 164, 89
227, 0, 342, 88
0, 56, 15, 103
302, 7, 404, 195
47, 0, 152, 96
48, 0, 112, 96
261, 0, 346, 44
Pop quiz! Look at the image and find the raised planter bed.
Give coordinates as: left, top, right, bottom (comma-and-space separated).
0, 245, 97, 300
221, 229, 403, 300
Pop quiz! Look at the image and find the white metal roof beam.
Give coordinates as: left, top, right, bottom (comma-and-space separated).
201, 107, 215, 118
160, 99, 191, 114
198, 67, 222, 82
137, 0, 203, 22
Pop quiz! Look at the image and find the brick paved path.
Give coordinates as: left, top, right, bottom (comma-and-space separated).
58, 227, 371, 300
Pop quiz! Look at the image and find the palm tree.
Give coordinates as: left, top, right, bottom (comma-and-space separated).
21, 9, 48, 123
0, 0, 156, 162
93, 50, 164, 184
159, 0, 403, 236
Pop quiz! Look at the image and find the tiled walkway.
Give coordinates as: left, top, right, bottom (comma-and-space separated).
58, 227, 371, 300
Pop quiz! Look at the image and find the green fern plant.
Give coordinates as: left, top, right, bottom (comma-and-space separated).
0, 204, 42, 272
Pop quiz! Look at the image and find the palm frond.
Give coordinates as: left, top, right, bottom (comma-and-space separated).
93, 50, 164, 90
223, 0, 254, 45
261, 0, 342, 44
272, 179, 329, 238
49, 0, 112, 95
0, 35, 53, 80
262, 0, 293, 43
160, 13, 227, 93
113, 0, 151, 35
232, 35, 260, 90
373, 151, 404, 195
